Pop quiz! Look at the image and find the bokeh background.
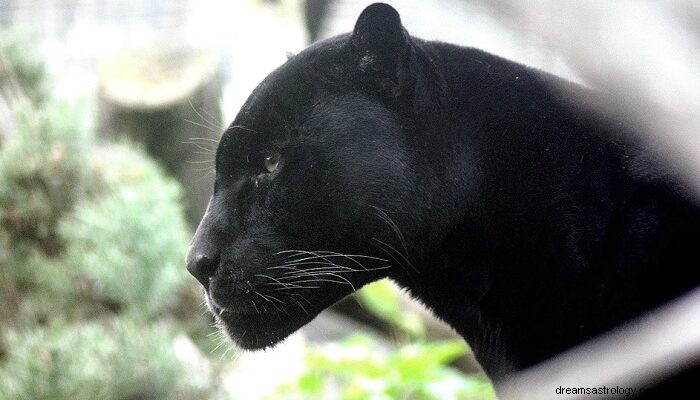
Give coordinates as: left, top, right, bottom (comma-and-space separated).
1, 0, 698, 399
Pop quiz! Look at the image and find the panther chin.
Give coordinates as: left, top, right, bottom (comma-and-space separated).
205, 293, 322, 350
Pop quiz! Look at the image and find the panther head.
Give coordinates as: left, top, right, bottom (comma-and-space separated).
186, 3, 447, 350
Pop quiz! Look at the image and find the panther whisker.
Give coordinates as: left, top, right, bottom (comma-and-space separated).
371, 205, 410, 256
229, 124, 259, 134
278, 269, 351, 280
287, 292, 313, 305
371, 207, 418, 273
281, 253, 352, 274
250, 300, 261, 314
185, 159, 216, 164
371, 237, 411, 276
371, 237, 418, 273
302, 251, 372, 272
276, 264, 353, 277
279, 251, 388, 263
277, 250, 341, 268
255, 273, 307, 288
285, 277, 356, 291
267, 265, 302, 272
185, 136, 219, 143
189, 165, 215, 172
284, 278, 350, 286
182, 140, 217, 153
190, 165, 215, 176
279, 260, 352, 268
279, 260, 389, 274
261, 281, 313, 291
278, 250, 388, 271
262, 293, 286, 305
188, 98, 222, 131
201, 106, 223, 127
184, 118, 219, 133
279, 270, 356, 281
273, 285, 320, 291
290, 297, 310, 315
255, 291, 274, 303
255, 291, 286, 314
278, 265, 390, 276
278, 263, 356, 273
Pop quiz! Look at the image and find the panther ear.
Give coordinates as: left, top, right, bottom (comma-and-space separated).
351, 3, 409, 56
333, 3, 445, 121
347, 3, 412, 99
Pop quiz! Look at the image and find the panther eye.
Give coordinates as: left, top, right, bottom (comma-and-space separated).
263, 151, 280, 173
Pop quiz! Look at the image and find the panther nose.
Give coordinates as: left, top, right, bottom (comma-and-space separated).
187, 197, 220, 287
186, 252, 219, 288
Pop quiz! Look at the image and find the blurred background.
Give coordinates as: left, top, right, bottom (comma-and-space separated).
1, 0, 697, 399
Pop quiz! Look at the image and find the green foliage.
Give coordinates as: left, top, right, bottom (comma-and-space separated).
0, 30, 215, 400
273, 334, 495, 400
357, 279, 425, 337
0, 100, 97, 329
0, 28, 48, 104
0, 318, 211, 400
59, 144, 190, 318
280, 281, 496, 399
0, 97, 189, 326
0, 100, 93, 258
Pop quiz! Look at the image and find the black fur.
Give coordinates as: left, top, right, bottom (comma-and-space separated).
187, 2, 700, 385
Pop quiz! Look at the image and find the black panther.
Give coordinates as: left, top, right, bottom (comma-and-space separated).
186, 2, 700, 388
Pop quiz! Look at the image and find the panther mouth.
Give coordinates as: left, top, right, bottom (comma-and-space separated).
199, 251, 392, 349
206, 291, 324, 350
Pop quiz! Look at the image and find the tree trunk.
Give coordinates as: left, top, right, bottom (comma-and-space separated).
97, 48, 222, 228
